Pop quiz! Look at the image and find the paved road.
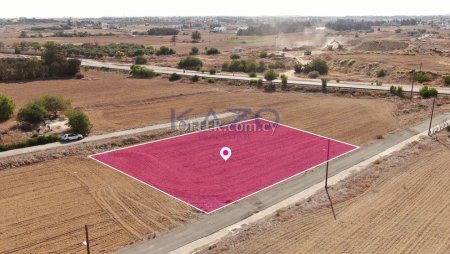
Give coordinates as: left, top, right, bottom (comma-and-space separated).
0, 113, 235, 159
81, 59, 450, 95
119, 112, 450, 254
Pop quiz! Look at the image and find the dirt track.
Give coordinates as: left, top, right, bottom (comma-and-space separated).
203, 135, 450, 254
0, 157, 197, 253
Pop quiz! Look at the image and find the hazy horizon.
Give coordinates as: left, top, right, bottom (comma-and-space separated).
1, 0, 449, 19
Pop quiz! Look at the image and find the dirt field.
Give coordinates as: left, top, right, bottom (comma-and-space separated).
0, 157, 197, 253
202, 134, 450, 254
0, 70, 432, 145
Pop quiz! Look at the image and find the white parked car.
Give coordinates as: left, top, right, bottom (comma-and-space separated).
61, 133, 84, 142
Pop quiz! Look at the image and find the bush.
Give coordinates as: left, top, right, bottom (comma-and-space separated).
209, 68, 216, 75
294, 64, 302, 73
249, 79, 258, 86
0, 135, 58, 152
190, 47, 199, 55
230, 54, 241, 60
178, 56, 203, 70
67, 109, 92, 135
264, 84, 276, 93
206, 48, 220, 55
169, 73, 182, 81
259, 51, 268, 58
155, 46, 175, 56
443, 75, 450, 86
447, 126, 450, 132
377, 69, 386, 77
419, 86, 438, 98
190, 75, 199, 82
221, 59, 266, 73
264, 69, 279, 83
191, 30, 201, 42
302, 59, 328, 75
129, 65, 155, 78
147, 27, 179, 36
249, 72, 257, 78
414, 72, 430, 83
307, 71, 320, 79
207, 78, 216, 83
135, 55, 147, 64
0, 94, 15, 122
390, 85, 404, 97
257, 79, 263, 88
268, 61, 285, 69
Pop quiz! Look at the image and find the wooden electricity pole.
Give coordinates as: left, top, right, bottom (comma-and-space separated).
85, 225, 91, 254
410, 70, 415, 100
428, 97, 436, 136
325, 139, 337, 220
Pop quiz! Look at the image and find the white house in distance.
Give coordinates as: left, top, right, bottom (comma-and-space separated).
212, 26, 227, 33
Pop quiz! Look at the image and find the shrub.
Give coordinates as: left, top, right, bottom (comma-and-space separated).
147, 27, 179, 36
178, 56, 203, 70
302, 59, 328, 75
294, 64, 302, 73
221, 59, 266, 73
390, 85, 404, 97
259, 51, 268, 58
230, 54, 241, 59
249, 72, 257, 78
206, 48, 220, 55
397, 86, 404, 97
67, 109, 92, 135
264, 84, 276, 93
447, 125, 450, 132
336, 79, 340, 83
0, 94, 15, 122
209, 68, 216, 75
135, 55, 147, 64
0, 135, 58, 152
264, 69, 279, 83
414, 72, 430, 83
190, 75, 199, 82
190, 47, 199, 55
268, 61, 285, 69
307, 71, 320, 79
207, 78, 216, 83
375, 80, 383, 86
419, 86, 438, 98
249, 79, 258, 86
155, 46, 175, 56
390, 85, 397, 94
129, 65, 155, 78
443, 75, 450, 86
377, 69, 386, 77
191, 30, 201, 42
169, 73, 182, 81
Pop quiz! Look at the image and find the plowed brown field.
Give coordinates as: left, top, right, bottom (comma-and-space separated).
203, 137, 450, 254
0, 157, 196, 253
0, 70, 422, 145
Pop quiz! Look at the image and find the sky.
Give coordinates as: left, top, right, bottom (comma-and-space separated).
0, 0, 449, 18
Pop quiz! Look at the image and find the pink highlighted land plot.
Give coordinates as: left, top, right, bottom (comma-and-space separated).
91, 119, 358, 213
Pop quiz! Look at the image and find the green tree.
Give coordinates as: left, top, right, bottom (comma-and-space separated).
281, 75, 288, 90
67, 109, 92, 135
264, 69, 279, 83
321, 78, 328, 93
294, 64, 302, 73
302, 59, 329, 75
129, 65, 155, 78
0, 94, 15, 122
206, 48, 220, 55
442, 75, 450, 86
191, 30, 201, 42
17, 101, 47, 128
37, 95, 71, 117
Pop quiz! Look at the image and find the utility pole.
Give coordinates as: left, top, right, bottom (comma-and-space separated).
410, 70, 415, 100
324, 139, 336, 220
84, 225, 91, 254
428, 97, 436, 136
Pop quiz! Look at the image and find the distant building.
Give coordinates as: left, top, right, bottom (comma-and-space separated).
212, 27, 227, 33
304, 50, 312, 56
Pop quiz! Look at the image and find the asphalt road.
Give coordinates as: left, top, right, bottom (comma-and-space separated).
118, 113, 450, 254
0, 113, 235, 159
81, 59, 450, 95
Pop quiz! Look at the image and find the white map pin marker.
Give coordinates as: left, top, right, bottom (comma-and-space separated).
220, 147, 232, 161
